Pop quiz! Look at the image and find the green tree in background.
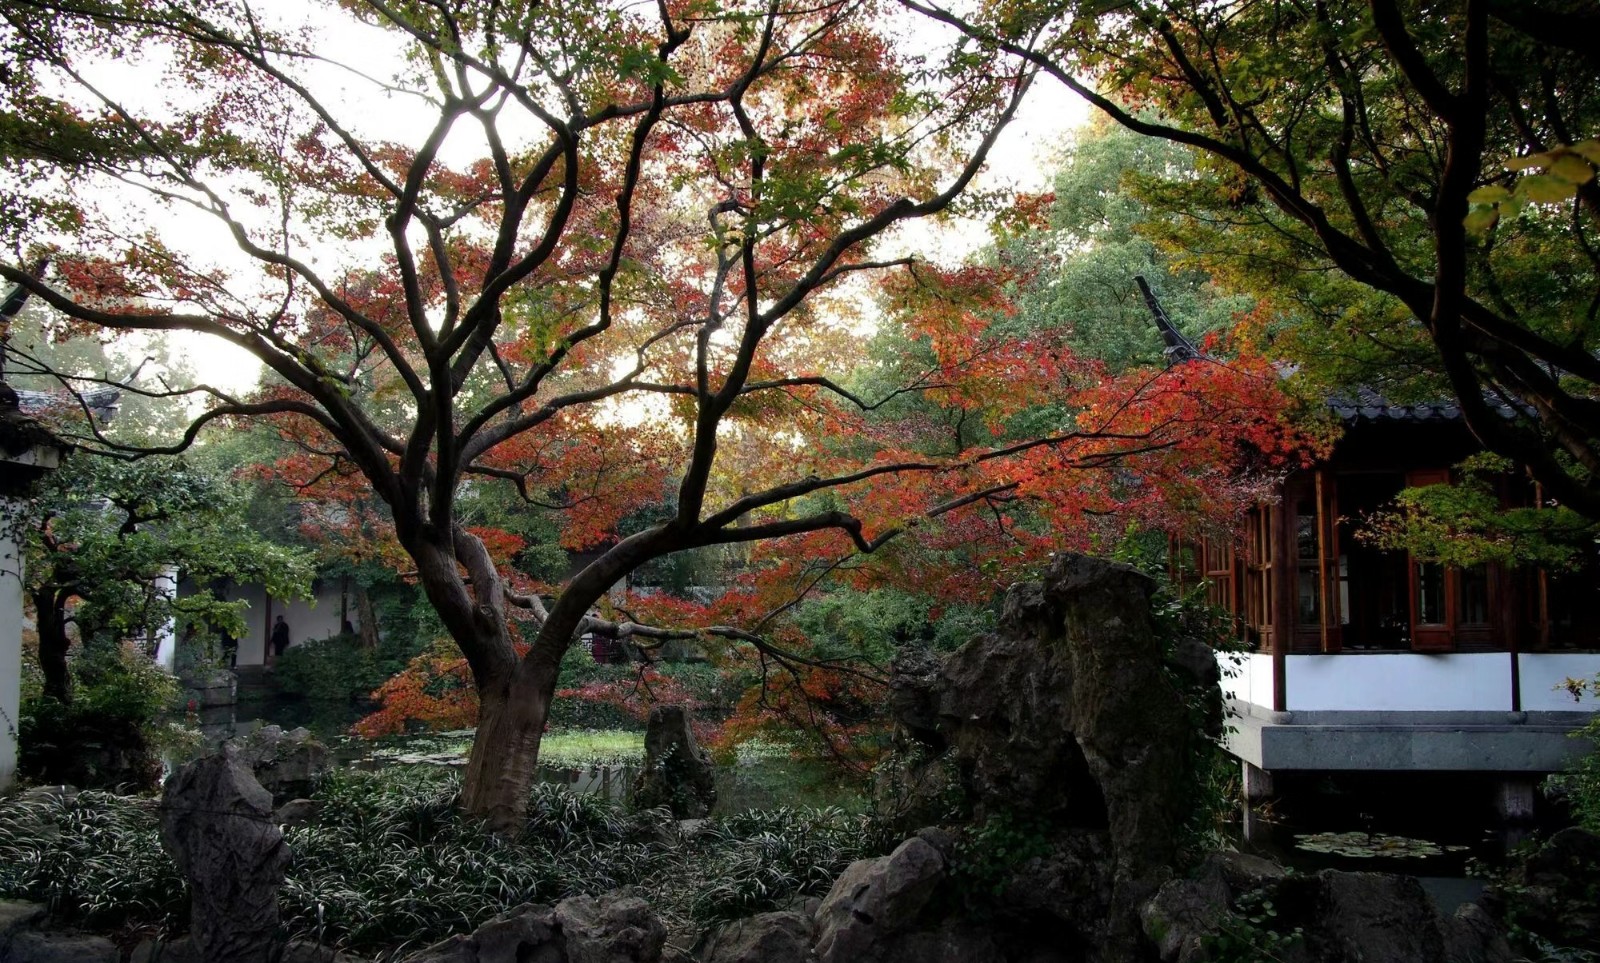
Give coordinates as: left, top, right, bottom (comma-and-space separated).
1004, 115, 1255, 370
25, 455, 313, 702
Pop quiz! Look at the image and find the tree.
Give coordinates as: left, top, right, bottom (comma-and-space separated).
909, 0, 1600, 515
0, 0, 1309, 829
25, 454, 313, 702
1003, 114, 1255, 371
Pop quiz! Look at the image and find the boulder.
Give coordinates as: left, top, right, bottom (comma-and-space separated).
886, 553, 1223, 961
160, 746, 289, 963
1140, 864, 1514, 963
813, 836, 946, 963
698, 910, 813, 963
557, 892, 668, 963
0, 930, 118, 962
228, 725, 332, 803
0, 901, 46, 943
180, 668, 237, 709
630, 706, 717, 819
398, 892, 666, 963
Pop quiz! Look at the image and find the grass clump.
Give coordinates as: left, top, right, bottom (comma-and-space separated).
0, 767, 873, 958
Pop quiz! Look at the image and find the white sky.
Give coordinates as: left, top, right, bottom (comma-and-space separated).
94, 2, 1089, 394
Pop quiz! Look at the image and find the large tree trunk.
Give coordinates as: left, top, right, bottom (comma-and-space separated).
34, 587, 73, 704
459, 653, 564, 832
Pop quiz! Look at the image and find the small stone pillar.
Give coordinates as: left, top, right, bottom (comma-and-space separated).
160, 746, 289, 963
1243, 762, 1276, 802
631, 704, 718, 818
1493, 777, 1537, 823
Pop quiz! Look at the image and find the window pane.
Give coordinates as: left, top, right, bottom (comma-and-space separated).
1459, 564, 1489, 625
1416, 561, 1446, 625
1297, 566, 1320, 623
1296, 501, 1317, 561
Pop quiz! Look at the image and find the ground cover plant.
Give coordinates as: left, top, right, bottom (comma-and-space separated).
0, 768, 874, 958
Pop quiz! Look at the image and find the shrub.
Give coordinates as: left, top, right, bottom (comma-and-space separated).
17, 644, 184, 791
0, 767, 873, 955
274, 631, 425, 705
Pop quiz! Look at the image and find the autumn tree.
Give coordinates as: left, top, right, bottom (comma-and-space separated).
910, 0, 1600, 515
0, 0, 1310, 828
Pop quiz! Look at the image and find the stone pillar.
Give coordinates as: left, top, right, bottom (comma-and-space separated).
1, 444, 61, 791
1243, 761, 1276, 802
1493, 777, 1537, 822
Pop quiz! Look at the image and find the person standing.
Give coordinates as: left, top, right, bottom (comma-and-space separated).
270, 615, 291, 664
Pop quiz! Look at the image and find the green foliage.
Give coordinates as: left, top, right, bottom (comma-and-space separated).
790, 588, 994, 664
0, 789, 187, 932
16, 644, 186, 791
273, 629, 428, 706
25, 454, 313, 660
1362, 454, 1597, 569
1004, 115, 1255, 371
1202, 886, 1305, 963
0, 768, 873, 953
946, 811, 1052, 912
1547, 675, 1600, 833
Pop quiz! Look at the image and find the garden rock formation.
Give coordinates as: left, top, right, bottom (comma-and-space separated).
227, 724, 332, 804
398, 891, 667, 963
883, 552, 1221, 961
1143, 857, 1513, 963
631, 705, 717, 819
160, 745, 290, 963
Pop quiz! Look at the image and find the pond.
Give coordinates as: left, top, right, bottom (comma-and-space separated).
189, 695, 866, 814
1227, 770, 1560, 913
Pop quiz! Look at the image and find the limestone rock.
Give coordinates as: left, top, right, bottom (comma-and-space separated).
228, 725, 332, 804
630, 706, 717, 819
814, 836, 946, 963
557, 892, 668, 963
160, 746, 289, 963
698, 910, 813, 963
1140, 864, 1514, 963
0, 930, 118, 962
398, 893, 665, 963
273, 797, 322, 826
886, 553, 1222, 962
0, 901, 46, 942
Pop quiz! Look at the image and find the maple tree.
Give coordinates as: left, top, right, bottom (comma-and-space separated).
908, 0, 1600, 516
1, 0, 1314, 828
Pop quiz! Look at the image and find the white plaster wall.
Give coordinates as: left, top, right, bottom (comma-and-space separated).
1217, 652, 1276, 709
1, 500, 23, 790
152, 565, 178, 671
1286, 653, 1513, 711
1520, 653, 1600, 711
224, 581, 353, 666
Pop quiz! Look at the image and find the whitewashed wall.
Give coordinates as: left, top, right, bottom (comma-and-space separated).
1217, 651, 1277, 710
212, 579, 356, 666
1286, 653, 1512, 711
1520, 654, 1600, 711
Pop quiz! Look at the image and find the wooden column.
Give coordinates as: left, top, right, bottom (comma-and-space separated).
1272, 501, 1290, 713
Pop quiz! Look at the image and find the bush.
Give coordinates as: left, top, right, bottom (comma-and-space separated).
17, 644, 184, 791
1547, 674, 1600, 832
274, 631, 429, 705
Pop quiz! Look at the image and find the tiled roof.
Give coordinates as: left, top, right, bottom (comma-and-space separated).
1326, 385, 1521, 423
14, 386, 121, 420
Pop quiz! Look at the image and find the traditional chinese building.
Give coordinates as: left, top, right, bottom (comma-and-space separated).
1143, 279, 1600, 812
